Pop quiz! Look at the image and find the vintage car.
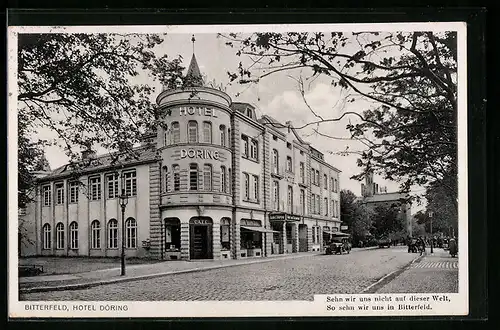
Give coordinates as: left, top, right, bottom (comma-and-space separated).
377, 236, 392, 248
325, 233, 352, 255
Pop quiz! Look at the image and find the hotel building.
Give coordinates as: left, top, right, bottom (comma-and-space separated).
19, 53, 342, 260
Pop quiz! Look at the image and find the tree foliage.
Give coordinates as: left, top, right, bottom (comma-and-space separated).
340, 190, 373, 244
371, 203, 404, 238
222, 31, 458, 198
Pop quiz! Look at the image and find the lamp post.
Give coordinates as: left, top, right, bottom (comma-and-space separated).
119, 172, 129, 276
428, 211, 434, 254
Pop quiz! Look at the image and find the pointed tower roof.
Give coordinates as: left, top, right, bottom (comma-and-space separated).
184, 35, 204, 87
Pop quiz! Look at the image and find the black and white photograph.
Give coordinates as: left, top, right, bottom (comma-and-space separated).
9, 21, 469, 317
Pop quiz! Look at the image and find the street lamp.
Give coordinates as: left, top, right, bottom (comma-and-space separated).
428, 211, 434, 254
119, 172, 129, 276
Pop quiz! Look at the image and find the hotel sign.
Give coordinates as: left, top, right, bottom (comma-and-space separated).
180, 149, 220, 161
179, 106, 218, 118
269, 213, 301, 222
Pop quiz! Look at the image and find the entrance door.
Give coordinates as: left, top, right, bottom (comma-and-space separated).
190, 225, 212, 259
299, 224, 308, 252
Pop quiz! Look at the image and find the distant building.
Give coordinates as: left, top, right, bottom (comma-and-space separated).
358, 172, 412, 237
19, 48, 342, 260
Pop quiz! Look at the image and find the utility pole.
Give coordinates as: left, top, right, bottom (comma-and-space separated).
428, 211, 434, 254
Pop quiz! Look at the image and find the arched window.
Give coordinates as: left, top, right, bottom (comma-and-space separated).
173, 165, 180, 191
91, 220, 101, 249
190, 164, 198, 190
246, 108, 253, 119
126, 218, 137, 249
203, 121, 212, 143
203, 164, 212, 191
172, 122, 180, 143
108, 219, 118, 249
220, 125, 226, 147
188, 121, 198, 143
272, 149, 279, 174
42, 224, 51, 249
56, 222, 64, 249
220, 166, 226, 193
69, 222, 78, 249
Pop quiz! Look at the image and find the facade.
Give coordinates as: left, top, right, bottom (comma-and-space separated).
19, 53, 342, 260
358, 172, 412, 237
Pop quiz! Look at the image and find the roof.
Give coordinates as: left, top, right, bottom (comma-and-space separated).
38, 145, 158, 182
184, 54, 204, 87
362, 192, 410, 204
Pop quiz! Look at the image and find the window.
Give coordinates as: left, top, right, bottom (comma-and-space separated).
311, 169, 315, 185
246, 108, 253, 118
228, 168, 232, 194
69, 182, 79, 203
91, 220, 100, 249
316, 170, 320, 185
286, 156, 292, 172
108, 219, 118, 249
69, 222, 78, 249
164, 125, 169, 146
126, 218, 137, 248
241, 135, 249, 157
334, 178, 338, 192
228, 128, 231, 145
324, 174, 328, 189
336, 201, 340, 218
300, 162, 305, 183
311, 194, 316, 214
300, 189, 305, 215
287, 142, 292, 149
324, 197, 328, 216
56, 222, 64, 249
316, 195, 321, 214
106, 173, 119, 199
253, 175, 259, 200
203, 164, 212, 191
189, 164, 198, 190
331, 200, 335, 217
250, 139, 258, 160
173, 165, 180, 191
287, 186, 293, 213
220, 125, 226, 147
43, 185, 51, 206
124, 171, 137, 197
172, 122, 180, 143
55, 183, 64, 205
220, 166, 227, 193
188, 121, 198, 143
42, 224, 51, 249
272, 149, 279, 174
89, 176, 101, 200
243, 173, 249, 199
165, 218, 181, 250
316, 226, 320, 244
273, 181, 280, 210
203, 121, 212, 143
164, 166, 169, 192
331, 178, 334, 192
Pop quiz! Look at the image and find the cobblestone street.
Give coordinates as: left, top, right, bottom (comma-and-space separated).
22, 247, 417, 301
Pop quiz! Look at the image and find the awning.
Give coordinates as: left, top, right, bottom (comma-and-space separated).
241, 226, 280, 234
331, 232, 351, 237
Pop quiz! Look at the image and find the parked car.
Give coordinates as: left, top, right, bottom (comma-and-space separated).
325, 235, 352, 255
377, 236, 392, 248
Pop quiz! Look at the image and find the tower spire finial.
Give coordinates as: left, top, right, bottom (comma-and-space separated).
191, 34, 195, 54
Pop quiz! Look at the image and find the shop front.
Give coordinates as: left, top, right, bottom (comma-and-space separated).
164, 217, 181, 260
269, 213, 301, 255
189, 217, 213, 259
240, 219, 278, 258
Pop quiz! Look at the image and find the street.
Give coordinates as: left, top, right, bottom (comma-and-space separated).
20, 247, 457, 301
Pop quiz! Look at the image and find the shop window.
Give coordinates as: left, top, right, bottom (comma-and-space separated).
91, 220, 101, 249
55, 183, 64, 205
56, 222, 64, 249
172, 122, 180, 143
240, 227, 262, 250
69, 182, 79, 203
106, 173, 119, 199
42, 224, 51, 249
203, 121, 212, 143
173, 165, 180, 191
70, 221, 78, 249
126, 218, 137, 249
43, 185, 51, 206
189, 164, 198, 191
165, 218, 181, 250
108, 219, 118, 249
188, 121, 198, 143
220, 218, 231, 251
203, 164, 212, 191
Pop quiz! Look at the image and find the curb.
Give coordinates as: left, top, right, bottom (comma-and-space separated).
359, 253, 423, 294
20, 252, 322, 294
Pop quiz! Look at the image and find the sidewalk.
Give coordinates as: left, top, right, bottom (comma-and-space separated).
19, 246, 377, 293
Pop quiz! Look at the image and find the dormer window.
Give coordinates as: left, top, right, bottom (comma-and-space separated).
246, 108, 253, 119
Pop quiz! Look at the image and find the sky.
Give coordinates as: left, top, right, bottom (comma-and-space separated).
35, 32, 427, 213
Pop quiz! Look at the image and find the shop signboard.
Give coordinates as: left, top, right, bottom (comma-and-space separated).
341, 225, 348, 231
269, 213, 301, 222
